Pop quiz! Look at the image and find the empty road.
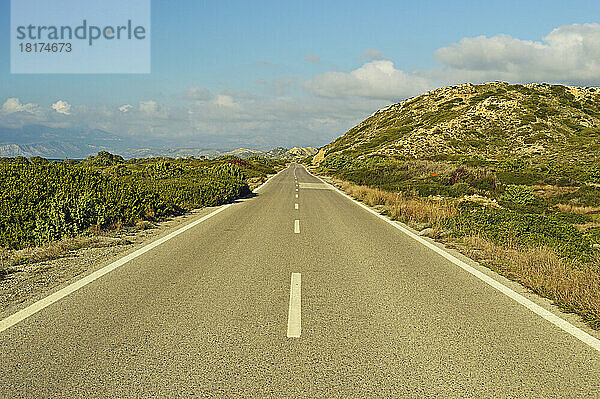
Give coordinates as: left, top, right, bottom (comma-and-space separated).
1, 164, 599, 398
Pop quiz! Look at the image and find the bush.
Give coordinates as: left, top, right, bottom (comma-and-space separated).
501, 185, 536, 206
450, 166, 470, 184
82, 151, 125, 166
455, 208, 592, 260
497, 170, 543, 185
449, 182, 473, 197
320, 154, 358, 170
498, 158, 528, 172
588, 164, 600, 183
0, 155, 277, 249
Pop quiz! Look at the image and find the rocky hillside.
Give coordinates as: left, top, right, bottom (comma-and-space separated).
283, 146, 318, 159
0, 143, 107, 159
317, 82, 600, 165
264, 146, 318, 160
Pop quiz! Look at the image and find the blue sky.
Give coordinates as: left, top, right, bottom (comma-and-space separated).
1, 0, 599, 149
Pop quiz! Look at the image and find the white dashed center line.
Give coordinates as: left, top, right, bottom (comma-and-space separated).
295, 203, 298, 210
294, 219, 300, 233
295, 193, 298, 198
287, 272, 301, 338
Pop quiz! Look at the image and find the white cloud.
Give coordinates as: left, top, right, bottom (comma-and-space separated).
270, 77, 298, 96
1, 98, 39, 114
212, 94, 236, 107
139, 100, 158, 114
0, 92, 386, 148
307, 60, 432, 100
433, 23, 600, 84
306, 23, 600, 102
305, 53, 320, 63
183, 94, 382, 147
119, 104, 133, 113
184, 87, 213, 101
363, 48, 383, 60
51, 100, 71, 115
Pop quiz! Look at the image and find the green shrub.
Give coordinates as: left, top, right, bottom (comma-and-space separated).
497, 170, 543, 185
454, 208, 592, 260
0, 154, 278, 249
82, 151, 125, 166
585, 227, 600, 245
588, 164, 600, 183
320, 154, 359, 170
498, 158, 528, 172
501, 185, 536, 206
449, 182, 473, 197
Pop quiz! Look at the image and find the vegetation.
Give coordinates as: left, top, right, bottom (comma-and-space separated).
0, 152, 283, 253
321, 82, 600, 169
316, 141, 600, 328
314, 81, 600, 328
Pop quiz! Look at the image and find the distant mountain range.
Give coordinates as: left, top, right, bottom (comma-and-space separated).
0, 125, 317, 160
0, 125, 124, 159
125, 146, 318, 160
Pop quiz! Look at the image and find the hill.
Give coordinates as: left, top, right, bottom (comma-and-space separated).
283, 146, 318, 159
317, 82, 600, 166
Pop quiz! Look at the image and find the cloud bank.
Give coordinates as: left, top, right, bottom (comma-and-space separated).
433, 23, 600, 85
1, 98, 40, 114
307, 60, 432, 101
51, 100, 71, 115
308, 23, 600, 101
2, 24, 600, 149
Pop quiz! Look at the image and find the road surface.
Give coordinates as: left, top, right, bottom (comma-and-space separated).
1, 164, 599, 398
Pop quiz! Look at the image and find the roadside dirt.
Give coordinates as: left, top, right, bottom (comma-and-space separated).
0, 208, 221, 320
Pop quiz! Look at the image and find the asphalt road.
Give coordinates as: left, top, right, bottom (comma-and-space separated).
1, 163, 599, 398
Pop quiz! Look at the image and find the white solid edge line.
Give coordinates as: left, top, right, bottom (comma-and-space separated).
253, 168, 284, 193
303, 166, 600, 353
0, 168, 284, 334
294, 219, 300, 234
287, 272, 301, 338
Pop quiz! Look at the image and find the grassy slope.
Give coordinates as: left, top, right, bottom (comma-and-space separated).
323, 82, 600, 166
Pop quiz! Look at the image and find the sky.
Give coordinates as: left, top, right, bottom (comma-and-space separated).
0, 0, 599, 150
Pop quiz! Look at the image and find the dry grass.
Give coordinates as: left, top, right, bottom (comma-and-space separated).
533, 185, 579, 198
0, 236, 126, 270
463, 235, 600, 327
247, 176, 266, 191
336, 179, 600, 328
135, 220, 156, 230
575, 222, 600, 232
557, 203, 600, 215
338, 180, 458, 228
